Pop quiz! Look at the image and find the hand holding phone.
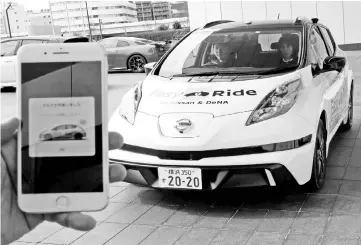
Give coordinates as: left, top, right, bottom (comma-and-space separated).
17, 43, 110, 213
1, 117, 127, 245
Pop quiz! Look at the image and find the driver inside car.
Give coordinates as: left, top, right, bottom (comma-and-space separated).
205, 43, 233, 66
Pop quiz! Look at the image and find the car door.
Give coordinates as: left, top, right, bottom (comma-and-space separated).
309, 25, 346, 137
99, 39, 119, 69
0, 40, 20, 84
113, 40, 131, 69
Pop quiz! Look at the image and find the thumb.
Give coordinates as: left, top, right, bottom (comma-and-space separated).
1, 117, 19, 144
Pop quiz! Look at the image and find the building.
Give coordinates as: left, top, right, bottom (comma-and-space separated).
49, 1, 138, 37
171, 1, 188, 18
0, 1, 29, 37
187, 1, 361, 45
27, 9, 53, 26
136, 1, 172, 22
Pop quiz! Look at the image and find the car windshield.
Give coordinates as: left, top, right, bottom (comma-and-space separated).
156, 27, 303, 78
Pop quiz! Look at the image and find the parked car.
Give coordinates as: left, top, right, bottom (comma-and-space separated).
0, 35, 89, 89
39, 124, 86, 141
98, 37, 170, 73
108, 17, 354, 192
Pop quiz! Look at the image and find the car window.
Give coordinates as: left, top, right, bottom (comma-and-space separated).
157, 28, 302, 78
99, 39, 118, 48
21, 39, 44, 46
318, 26, 335, 55
117, 41, 130, 47
307, 26, 329, 70
1, 40, 18, 57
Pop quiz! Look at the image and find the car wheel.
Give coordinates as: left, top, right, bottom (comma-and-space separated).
306, 119, 327, 191
127, 55, 147, 73
44, 134, 52, 141
339, 84, 353, 131
74, 133, 83, 140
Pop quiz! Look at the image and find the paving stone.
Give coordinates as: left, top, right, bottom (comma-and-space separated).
349, 149, 361, 167
71, 223, 127, 245
192, 206, 237, 229
42, 227, 86, 244
331, 137, 356, 147
355, 139, 361, 147
106, 203, 154, 224
344, 167, 361, 180
18, 222, 63, 243
209, 230, 253, 245
224, 209, 267, 232
333, 195, 361, 214
110, 185, 150, 203
301, 194, 337, 212
327, 146, 353, 166
325, 213, 361, 237
139, 226, 188, 245
246, 231, 286, 245
163, 203, 209, 227
312, 180, 342, 194
257, 210, 298, 233
131, 189, 167, 205
284, 234, 322, 245
173, 227, 219, 245
325, 166, 346, 180
321, 236, 359, 245
339, 180, 361, 197
262, 193, 307, 212
104, 224, 157, 245
290, 211, 329, 235
134, 203, 180, 225
9, 242, 37, 245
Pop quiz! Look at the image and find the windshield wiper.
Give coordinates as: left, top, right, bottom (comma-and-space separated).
257, 65, 299, 75
172, 71, 257, 77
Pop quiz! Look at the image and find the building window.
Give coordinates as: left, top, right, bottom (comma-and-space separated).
17, 26, 19, 29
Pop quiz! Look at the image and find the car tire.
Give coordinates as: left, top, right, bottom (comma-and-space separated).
74, 133, 83, 140
339, 84, 353, 131
306, 119, 327, 192
127, 54, 147, 73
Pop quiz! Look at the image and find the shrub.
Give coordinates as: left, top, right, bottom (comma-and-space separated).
158, 24, 169, 31
173, 21, 182, 29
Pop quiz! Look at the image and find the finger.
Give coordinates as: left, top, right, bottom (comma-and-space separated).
46, 212, 96, 231
109, 163, 127, 183
1, 117, 19, 144
109, 131, 123, 150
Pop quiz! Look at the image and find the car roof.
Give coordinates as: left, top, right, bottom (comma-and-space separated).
203, 17, 314, 30
1, 35, 87, 42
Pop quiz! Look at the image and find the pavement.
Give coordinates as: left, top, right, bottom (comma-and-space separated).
3, 51, 361, 245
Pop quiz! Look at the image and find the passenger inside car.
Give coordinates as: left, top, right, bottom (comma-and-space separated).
278, 34, 299, 66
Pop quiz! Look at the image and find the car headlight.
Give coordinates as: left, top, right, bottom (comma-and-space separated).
119, 81, 143, 124
246, 75, 303, 126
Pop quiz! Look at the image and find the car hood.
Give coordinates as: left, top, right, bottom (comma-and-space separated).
137, 72, 302, 117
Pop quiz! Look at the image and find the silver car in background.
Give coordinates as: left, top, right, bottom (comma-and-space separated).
98, 37, 166, 73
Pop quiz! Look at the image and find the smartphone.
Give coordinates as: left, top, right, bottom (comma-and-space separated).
17, 43, 109, 213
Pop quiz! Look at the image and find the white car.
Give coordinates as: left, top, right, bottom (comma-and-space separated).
109, 17, 354, 192
0, 36, 88, 89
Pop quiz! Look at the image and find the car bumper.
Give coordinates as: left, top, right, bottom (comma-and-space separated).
109, 110, 316, 190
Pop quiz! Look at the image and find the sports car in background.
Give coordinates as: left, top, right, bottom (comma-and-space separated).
98, 37, 170, 73
108, 17, 354, 192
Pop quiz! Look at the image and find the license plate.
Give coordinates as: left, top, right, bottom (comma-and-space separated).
158, 167, 202, 190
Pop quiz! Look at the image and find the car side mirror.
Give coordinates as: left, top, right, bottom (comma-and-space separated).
323, 56, 346, 72
144, 62, 156, 75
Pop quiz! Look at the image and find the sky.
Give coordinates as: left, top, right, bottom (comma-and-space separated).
13, 0, 50, 11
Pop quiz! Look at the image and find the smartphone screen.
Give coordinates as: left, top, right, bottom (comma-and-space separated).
21, 61, 103, 194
